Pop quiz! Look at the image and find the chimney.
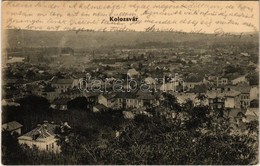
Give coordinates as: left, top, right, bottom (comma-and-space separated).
37, 124, 41, 127
43, 120, 48, 124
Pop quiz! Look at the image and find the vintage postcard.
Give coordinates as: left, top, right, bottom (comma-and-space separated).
1, 1, 259, 165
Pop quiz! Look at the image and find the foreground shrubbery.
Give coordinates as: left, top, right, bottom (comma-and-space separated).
2, 95, 258, 165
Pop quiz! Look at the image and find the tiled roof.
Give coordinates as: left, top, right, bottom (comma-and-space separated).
224, 90, 241, 97
94, 104, 107, 110
102, 93, 117, 99
2, 121, 23, 131
52, 98, 71, 105
185, 76, 203, 82
206, 91, 224, 99
18, 123, 57, 142
228, 85, 251, 94
114, 91, 156, 100
207, 89, 241, 98
83, 92, 100, 98
136, 91, 155, 100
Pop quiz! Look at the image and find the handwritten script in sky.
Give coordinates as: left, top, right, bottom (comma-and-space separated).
2, 1, 259, 34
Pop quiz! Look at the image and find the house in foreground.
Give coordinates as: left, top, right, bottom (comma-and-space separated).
18, 121, 60, 153
2, 121, 23, 135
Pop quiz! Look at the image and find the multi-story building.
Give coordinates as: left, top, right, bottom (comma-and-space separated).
114, 91, 157, 109
228, 85, 251, 108
224, 90, 241, 108
51, 77, 75, 93
96, 91, 158, 110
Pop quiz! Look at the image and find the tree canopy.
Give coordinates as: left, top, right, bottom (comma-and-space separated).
2, 93, 258, 165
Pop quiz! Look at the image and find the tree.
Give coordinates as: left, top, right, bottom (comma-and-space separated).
224, 65, 243, 75
1, 131, 36, 165
26, 70, 36, 79
196, 93, 207, 105
182, 99, 193, 112
246, 120, 258, 135
160, 92, 181, 112
246, 72, 259, 86
67, 97, 90, 111
18, 95, 50, 113
3, 97, 258, 165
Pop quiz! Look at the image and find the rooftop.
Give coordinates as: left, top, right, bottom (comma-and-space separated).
94, 104, 107, 110
2, 121, 23, 131
136, 91, 156, 100
228, 85, 251, 94
224, 90, 241, 97
52, 98, 71, 105
18, 122, 57, 142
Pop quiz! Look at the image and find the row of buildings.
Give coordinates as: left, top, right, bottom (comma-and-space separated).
2, 45, 258, 155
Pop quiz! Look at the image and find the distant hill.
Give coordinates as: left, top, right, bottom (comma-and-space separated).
4, 29, 258, 50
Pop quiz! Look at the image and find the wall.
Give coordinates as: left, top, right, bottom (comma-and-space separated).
18, 137, 61, 153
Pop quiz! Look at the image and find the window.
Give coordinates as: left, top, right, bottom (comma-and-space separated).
46, 145, 48, 150
52, 143, 54, 149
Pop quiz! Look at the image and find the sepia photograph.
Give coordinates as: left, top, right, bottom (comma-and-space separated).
1, 1, 259, 165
